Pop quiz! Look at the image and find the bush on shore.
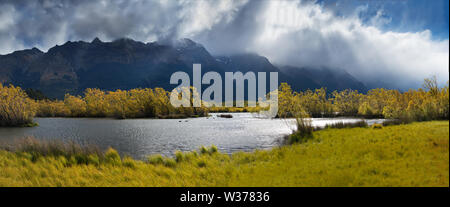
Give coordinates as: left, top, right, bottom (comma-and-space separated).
0, 84, 37, 127
286, 117, 315, 144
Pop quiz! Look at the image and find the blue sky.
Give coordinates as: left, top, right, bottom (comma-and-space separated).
319, 0, 449, 39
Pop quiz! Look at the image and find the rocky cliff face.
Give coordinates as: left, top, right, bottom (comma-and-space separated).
0, 38, 367, 99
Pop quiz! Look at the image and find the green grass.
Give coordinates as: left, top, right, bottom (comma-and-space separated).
0, 121, 448, 186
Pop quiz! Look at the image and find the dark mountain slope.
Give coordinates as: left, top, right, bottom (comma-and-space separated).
0, 48, 44, 86
280, 66, 367, 93
0, 38, 367, 99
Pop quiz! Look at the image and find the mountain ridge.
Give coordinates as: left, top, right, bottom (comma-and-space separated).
0, 38, 367, 99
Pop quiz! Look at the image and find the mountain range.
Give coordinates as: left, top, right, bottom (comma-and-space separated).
0, 38, 367, 99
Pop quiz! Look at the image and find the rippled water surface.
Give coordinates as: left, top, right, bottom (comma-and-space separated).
0, 113, 384, 159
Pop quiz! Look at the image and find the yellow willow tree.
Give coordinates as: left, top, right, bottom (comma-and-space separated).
277, 83, 297, 118
332, 89, 362, 116
152, 87, 174, 117
297, 88, 333, 117
106, 89, 142, 119
439, 81, 449, 119
0, 84, 36, 126
129, 88, 157, 117
35, 99, 70, 117
84, 88, 108, 117
64, 94, 87, 117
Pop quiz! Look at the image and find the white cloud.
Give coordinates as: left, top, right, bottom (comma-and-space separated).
0, 4, 26, 53
204, 0, 449, 89
0, 0, 448, 89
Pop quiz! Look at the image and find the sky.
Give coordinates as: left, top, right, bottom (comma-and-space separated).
0, 0, 448, 89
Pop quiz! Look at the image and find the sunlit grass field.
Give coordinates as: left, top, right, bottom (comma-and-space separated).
0, 121, 448, 187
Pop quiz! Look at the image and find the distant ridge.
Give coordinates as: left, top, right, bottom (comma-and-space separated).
0, 38, 367, 99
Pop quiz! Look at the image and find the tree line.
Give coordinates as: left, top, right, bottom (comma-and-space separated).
35, 88, 209, 119
1, 77, 448, 127
1, 86, 209, 126
278, 77, 449, 121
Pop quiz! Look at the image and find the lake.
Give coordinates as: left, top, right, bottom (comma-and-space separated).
0, 113, 384, 159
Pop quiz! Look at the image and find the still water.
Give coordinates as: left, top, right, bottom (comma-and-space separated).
0, 113, 384, 159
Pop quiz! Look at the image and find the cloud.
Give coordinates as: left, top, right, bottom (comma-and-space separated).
229, 1, 449, 89
0, 4, 26, 53
193, 0, 448, 89
0, 0, 448, 89
0, 0, 248, 51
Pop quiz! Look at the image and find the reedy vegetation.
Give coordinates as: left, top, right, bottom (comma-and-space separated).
0, 121, 447, 186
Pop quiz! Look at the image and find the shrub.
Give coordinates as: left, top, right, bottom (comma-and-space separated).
122, 156, 137, 168
197, 160, 207, 168
287, 117, 314, 144
0, 84, 37, 127
175, 151, 184, 162
199, 146, 209, 155
209, 145, 218, 154
147, 155, 164, 165
88, 154, 100, 166
105, 148, 121, 165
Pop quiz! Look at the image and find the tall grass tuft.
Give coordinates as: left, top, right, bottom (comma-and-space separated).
2, 137, 103, 164
105, 148, 121, 165
286, 117, 314, 144
146, 154, 177, 168
324, 120, 368, 129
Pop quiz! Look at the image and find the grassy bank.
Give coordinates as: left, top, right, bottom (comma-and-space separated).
0, 121, 448, 187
